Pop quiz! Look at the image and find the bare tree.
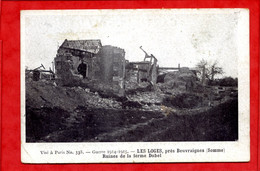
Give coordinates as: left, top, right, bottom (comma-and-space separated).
209, 61, 224, 81
196, 59, 209, 85
196, 59, 224, 85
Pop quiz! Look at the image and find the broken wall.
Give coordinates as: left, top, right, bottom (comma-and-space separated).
54, 54, 81, 85
96, 45, 126, 96
55, 47, 97, 80
55, 44, 126, 96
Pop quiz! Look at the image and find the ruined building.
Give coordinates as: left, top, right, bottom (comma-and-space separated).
55, 39, 102, 80
126, 46, 158, 86
54, 39, 125, 95
54, 39, 199, 97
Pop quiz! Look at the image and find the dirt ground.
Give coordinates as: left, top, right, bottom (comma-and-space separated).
26, 77, 238, 142
26, 100, 238, 142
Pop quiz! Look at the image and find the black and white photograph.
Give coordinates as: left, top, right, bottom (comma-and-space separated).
21, 9, 249, 163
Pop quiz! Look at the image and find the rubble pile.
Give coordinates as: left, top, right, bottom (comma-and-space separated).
85, 80, 123, 97
126, 91, 163, 111
26, 79, 122, 112
159, 67, 202, 94
125, 70, 139, 90
162, 93, 203, 109
127, 91, 163, 105
26, 65, 234, 116
122, 67, 208, 111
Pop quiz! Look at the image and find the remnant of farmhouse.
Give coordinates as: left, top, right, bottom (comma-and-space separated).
55, 39, 102, 81
54, 39, 126, 95
95, 45, 125, 88
54, 39, 201, 98
125, 46, 159, 87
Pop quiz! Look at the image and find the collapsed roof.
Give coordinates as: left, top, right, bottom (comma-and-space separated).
60, 39, 102, 54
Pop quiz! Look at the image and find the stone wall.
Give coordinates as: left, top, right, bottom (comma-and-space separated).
55, 45, 126, 97
95, 45, 126, 96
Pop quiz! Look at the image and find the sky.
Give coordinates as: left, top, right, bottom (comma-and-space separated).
22, 9, 248, 78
